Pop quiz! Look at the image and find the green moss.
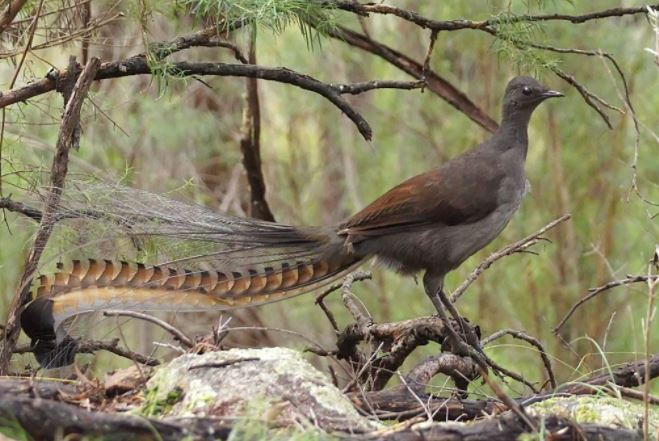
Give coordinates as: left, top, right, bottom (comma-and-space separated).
527, 396, 659, 430
140, 385, 184, 417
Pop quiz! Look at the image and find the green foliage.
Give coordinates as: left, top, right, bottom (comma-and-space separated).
490, 13, 561, 75
183, 0, 338, 47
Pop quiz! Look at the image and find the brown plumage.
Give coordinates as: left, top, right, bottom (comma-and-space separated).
21, 76, 562, 368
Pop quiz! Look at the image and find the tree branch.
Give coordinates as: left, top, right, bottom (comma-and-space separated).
0, 57, 101, 375
0, 56, 379, 140
0, 0, 27, 36
103, 310, 194, 349
450, 214, 571, 302
239, 28, 275, 221
334, 2, 659, 31
322, 25, 499, 133
14, 338, 160, 367
554, 274, 658, 333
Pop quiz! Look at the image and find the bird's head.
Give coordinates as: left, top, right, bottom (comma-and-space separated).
502, 76, 563, 120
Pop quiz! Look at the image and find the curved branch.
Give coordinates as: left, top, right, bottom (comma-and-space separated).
103, 310, 194, 349
334, 2, 659, 31
323, 25, 499, 133
554, 274, 658, 333
0, 57, 379, 140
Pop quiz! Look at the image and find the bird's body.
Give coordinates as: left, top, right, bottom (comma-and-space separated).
20, 76, 562, 367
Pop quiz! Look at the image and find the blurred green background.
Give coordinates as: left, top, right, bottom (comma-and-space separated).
0, 1, 657, 395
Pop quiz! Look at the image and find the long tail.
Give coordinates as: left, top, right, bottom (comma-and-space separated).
21, 227, 363, 368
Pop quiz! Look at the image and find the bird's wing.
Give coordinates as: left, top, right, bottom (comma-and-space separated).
337, 149, 504, 242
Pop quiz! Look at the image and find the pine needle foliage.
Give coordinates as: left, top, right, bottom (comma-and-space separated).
182, 0, 338, 47
490, 12, 561, 76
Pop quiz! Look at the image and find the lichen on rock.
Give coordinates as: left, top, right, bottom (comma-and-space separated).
139, 347, 381, 433
527, 395, 659, 430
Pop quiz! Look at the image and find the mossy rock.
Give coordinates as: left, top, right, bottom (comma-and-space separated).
527, 395, 659, 430
138, 347, 380, 433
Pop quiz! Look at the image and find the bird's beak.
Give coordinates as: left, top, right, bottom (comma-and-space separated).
541, 90, 564, 98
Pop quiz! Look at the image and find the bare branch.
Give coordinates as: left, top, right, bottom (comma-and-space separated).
314, 270, 372, 332
14, 338, 159, 367
559, 353, 659, 394
331, 79, 424, 94
239, 29, 275, 222
0, 57, 101, 374
483, 328, 556, 389
334, 2, 659, 31
0, 56, 376, 140
0, 0, 27, 36
451, 214, 571, 302
0, 196, 42, 222
553, 274, 658, 333
322, 25, 499, 133
103, 310, 194, 349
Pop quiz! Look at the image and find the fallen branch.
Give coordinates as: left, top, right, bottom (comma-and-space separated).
354, 352, 659, 422
14, 338, 159, 367
559, 353, 659, 395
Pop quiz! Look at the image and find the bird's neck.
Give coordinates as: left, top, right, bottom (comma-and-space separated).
492, 110, 532, 157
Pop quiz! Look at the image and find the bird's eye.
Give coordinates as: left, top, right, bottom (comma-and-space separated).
522, 86, 532, 96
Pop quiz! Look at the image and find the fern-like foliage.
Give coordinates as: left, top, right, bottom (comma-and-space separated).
490, 12, 561, 76
182, 0, 338, 47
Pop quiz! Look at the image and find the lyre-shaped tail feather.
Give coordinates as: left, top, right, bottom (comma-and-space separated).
21, 253, 363, 368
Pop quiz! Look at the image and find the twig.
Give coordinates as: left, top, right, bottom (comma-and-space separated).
341, 272, 373, 331
330, 79, 424, 95
479, 367, 538, 432
554, 274, 658, 333
0, 0, 45, 197
0, 0, 27, 36
315, 271, 372, 332
188, 357, 260, 370
322, 25, 499, 133
0, 197, 43, 221
612, 384, 659, 405
334, 1, 659, 32
482, 328, 556, 389
14, 338, 159, 366
642, 268, 657, 440
0, 57, 100, 375
451, 214, 571, 302
559, 353, 659, 394
421, 30, 439, 80
551, 68, 613, 129
103, 310, 194, 349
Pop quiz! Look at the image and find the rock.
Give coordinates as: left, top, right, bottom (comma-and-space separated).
139, 347, 381, 433
527, 395, 659, 430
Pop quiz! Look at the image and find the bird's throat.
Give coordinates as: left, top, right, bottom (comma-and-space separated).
494, 110, 532, 156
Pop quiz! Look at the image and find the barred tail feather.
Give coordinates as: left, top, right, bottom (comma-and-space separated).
21, 252, 363, 368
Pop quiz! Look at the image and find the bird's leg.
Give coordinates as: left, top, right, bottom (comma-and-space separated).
423, 272, 485, 363
434, 288, 482, 352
